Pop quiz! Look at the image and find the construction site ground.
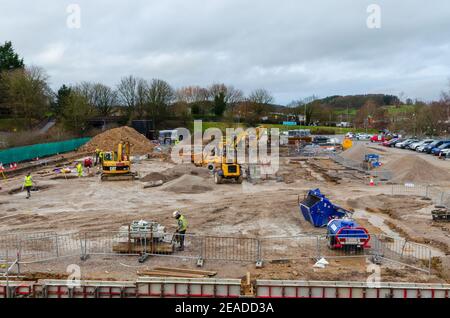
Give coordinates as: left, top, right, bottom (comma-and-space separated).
1, 140, 450, 283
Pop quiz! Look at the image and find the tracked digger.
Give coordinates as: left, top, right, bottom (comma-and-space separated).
213, 135, 243, 184
101, 141, 137, 181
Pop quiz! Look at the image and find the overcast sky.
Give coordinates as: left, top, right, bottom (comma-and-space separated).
2, 0, 450, 104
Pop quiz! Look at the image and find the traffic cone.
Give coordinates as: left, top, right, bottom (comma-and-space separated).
369, 177, 375, 186
13, 163, 17, 170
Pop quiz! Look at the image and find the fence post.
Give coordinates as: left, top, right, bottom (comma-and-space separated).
428, 249, 432, 275
55, 234, 59, 258
316, 235, 321, 259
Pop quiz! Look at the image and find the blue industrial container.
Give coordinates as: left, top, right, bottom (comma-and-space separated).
299, 189, 348, 227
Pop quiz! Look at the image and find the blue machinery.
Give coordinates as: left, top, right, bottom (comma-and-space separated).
299, 189, 371, 249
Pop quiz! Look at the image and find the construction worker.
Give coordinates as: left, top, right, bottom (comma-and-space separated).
94, 148, 100, 166
98, 151, 104, 168
173, 210, 188, 251
22, 172, 35, 199
76, 162, 83, 177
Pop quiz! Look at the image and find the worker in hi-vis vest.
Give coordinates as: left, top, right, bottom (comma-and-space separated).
173, 210, 188, 251
22, 172, 36, 199
76, 162, 83, 177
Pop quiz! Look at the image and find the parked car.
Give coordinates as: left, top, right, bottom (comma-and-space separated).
387, 138, 404, 147
356, 133, 371, 140
345, 132, 355, 139
416, 140, 435, 152
395, 139, 416, 148
439, 148, 450, 158
423, 140, 446, 154
410, 139, 434, 151
432, 142, 450, 155
370, 134, 385, 143
407, 139, 432, 150
402, 139, 420, 149
382, 138, 399, 147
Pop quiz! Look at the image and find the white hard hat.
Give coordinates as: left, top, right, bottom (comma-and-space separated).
173, 210, 180, 218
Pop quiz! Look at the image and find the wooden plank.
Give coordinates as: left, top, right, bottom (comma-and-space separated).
137, 270, 206, 278
153, 267, 217, 277
112, 242, 174, 254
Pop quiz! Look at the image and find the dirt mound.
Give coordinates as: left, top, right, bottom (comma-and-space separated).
381, 156, 450, 184
159, 174, 213, 194
79, 126, 154, 155
341, 143, 369, 162
341, 143, 386, 162
141, 164, 211, 183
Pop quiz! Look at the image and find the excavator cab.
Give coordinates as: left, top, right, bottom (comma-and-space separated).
101, 141, 136, 181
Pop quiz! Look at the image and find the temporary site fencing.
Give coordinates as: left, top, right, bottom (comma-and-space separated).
389, 183, 450, 209
0, 137, 90, 165
0, 230, 433, 275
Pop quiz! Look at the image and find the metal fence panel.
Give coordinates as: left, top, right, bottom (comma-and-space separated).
260, 235, 319, 261
202, 236, 259, 262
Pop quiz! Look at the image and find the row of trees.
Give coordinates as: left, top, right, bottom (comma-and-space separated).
2, 41, 450, 137
0, 41, 277, 134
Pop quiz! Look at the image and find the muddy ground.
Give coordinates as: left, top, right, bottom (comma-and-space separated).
1, 143, 450, 282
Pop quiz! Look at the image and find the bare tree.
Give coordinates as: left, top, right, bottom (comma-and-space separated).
95, 84, 117, 117
248, 88, 274, 105
176, 85, 211, 103
75, 82, 117, 117
146, 79, 174, 125
117, 75, 138, 119
135, 78, 149, 119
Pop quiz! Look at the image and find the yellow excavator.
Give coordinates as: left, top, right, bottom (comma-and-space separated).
213, 135, 243, 184
101, 141, 136, 181
193, 126, 267, 171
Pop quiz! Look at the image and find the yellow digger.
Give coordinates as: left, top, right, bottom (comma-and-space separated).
101, 141, 136, 181
213, 136, 243, 184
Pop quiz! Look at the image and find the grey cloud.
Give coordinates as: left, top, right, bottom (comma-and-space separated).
1, 0, 450, 104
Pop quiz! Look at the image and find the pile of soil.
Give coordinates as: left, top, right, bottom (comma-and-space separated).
341, 142, 387, 162
79, 126, 154, 155
381, 156, 450, 184
340, 143, 370, 162
141, 164, 211, 183
159, 174, 213, 194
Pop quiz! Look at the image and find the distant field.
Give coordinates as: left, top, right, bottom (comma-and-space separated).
384, 104, 416, 115
193, 121, 376, 135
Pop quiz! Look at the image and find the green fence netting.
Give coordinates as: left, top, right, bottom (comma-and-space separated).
0, 137, 91, 165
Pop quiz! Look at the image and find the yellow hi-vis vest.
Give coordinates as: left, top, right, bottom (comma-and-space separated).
178, 215, 188, 231
24, 176, 33, 187
77, 163, 82, 172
